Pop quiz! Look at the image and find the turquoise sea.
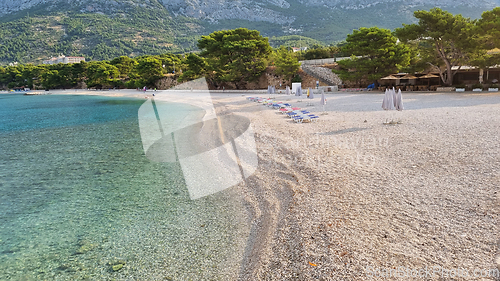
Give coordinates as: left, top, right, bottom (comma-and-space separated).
0, 94, 248, 280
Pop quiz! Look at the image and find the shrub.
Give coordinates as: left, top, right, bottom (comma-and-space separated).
291, 74, 302, 83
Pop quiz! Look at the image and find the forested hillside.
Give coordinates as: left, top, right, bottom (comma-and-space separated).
0, 10, 200, 64
0, 0, 497, 64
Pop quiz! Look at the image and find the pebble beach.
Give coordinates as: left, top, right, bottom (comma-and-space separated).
3, 89, 499, 280
216, 91, 500, 280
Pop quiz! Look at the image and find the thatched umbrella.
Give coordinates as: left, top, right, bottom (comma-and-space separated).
419, 73, 440, 79
400, 74, 418, 80
419, 73, 440, 89
380, 74, 400, 80
380, 75, 400, 90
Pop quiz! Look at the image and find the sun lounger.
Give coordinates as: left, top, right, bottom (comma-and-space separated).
292, 113, 319, 123
288, 111, 302, 117
308, 115, 319, 122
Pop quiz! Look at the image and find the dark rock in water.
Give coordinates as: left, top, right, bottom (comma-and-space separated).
57, 264, 77, 272
108, 259, 126, 265
109, 259, 126, 271
75, 240, 97, 254
57, 264, 70, 271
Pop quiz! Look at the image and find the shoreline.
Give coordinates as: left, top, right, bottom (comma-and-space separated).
3, 88, 499, 97
3, 89, 499, 279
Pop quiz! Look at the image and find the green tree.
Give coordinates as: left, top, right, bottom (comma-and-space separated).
178, 53, 207, 82
476, 7, 500, 48
20, 64, 45, 89
395, 8, 475, 86
40, 69, 61, 89
135, 56, 163, 87
158, 53, 183, 74
55, 63, 78, 88
30, 65, 46, 90
273, 46, 301, 82
299, 45, 339, 60
198, 28, 272, 89
85, 61, 120, 88
0, 67, 6, 88
110, 56, 137, 79
473, 7, 500, 68
334, 27, 411, 85
71, 61, 88, 88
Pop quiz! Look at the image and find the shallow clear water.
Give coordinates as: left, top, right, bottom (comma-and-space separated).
0, 94, 248, 280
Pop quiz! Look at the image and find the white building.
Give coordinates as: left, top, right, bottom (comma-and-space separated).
292, 47, 308, 52
43, 55, 85, 65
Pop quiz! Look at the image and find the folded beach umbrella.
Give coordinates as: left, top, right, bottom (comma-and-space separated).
392, 87, 397, 107
320, 90, 327, 112
308, 88, 314, 99
296, 85, 302, 96
395, 89, 404, 111
382, 88, 395, 110
286, 85, 291, 95
381, 89, 388, 109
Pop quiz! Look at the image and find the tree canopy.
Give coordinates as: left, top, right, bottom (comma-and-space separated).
135, 57, 164, 87
178, 53, 207, 82
473, 7, 500, 68
198, 28, 272, 89
0, 28, 298, 90
394, 8, 475, 86
272, 46, 301, 82
294, 45, 340, 60
476, 7, 500, 49
334, 27, 411, 85
86, 61, 120, 89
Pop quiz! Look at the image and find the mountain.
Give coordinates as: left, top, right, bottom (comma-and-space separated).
0, 0, 498, 64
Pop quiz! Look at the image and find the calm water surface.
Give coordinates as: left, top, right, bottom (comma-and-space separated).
0, 94, 247, 280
